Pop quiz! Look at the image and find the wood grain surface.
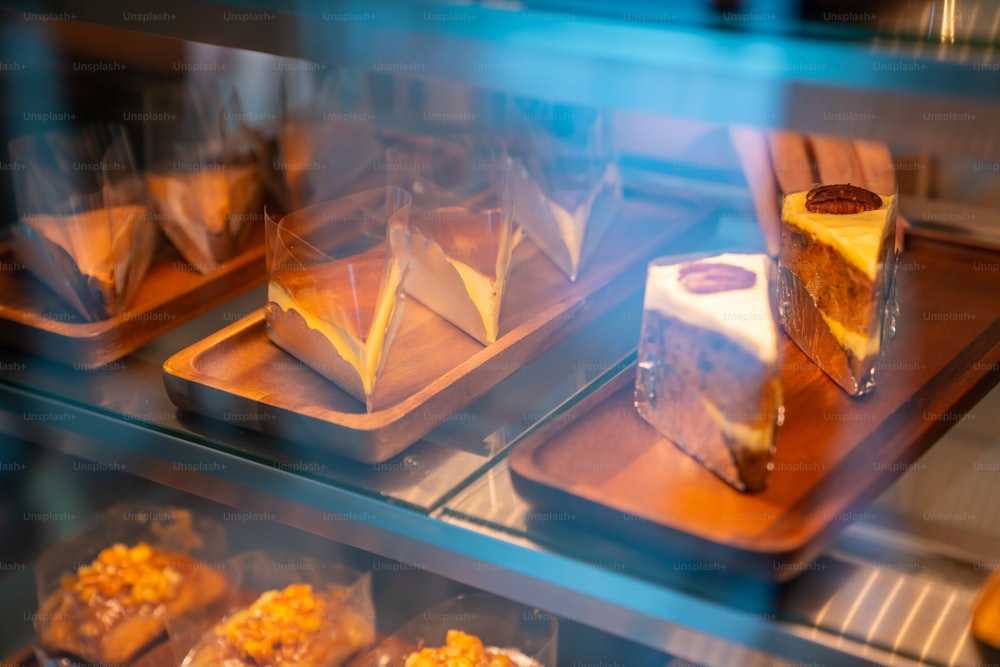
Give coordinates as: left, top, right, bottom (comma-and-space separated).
510, 237, 1000, 579
0, 226, 267, 369
162, 201, 716, 464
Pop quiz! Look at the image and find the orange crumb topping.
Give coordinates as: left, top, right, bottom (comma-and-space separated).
405, 630, 513, 667
63, 542, 180, 607
218, 584, 327, 665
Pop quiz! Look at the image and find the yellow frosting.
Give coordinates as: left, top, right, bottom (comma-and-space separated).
781, 191, 894, 281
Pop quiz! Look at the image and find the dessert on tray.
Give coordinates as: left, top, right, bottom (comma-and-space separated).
635, 252, 784, 492
143, 80, 263, 272
32, 505, 229, 666
405, 199, 515, 344
405, 630, 536, 667
12, 203, 156, 321
265, 187, 412, 411
508, 158, 621, 282
779, 183, 898, 395
146, 162, 261, 272
181, 583, 375, 667
8, 124, 157, 321
387, 136, 516, 345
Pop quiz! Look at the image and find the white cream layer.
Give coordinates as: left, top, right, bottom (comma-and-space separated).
644, 252, 778, 363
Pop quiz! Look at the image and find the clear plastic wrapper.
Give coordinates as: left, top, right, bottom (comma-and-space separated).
635, 252, 784, 493
144, 79, 263, 273
31, 503, 229, 667
172, 550, 375, 667
348, 593, 557, 667
274, 67, 386, 212
506, 100, 621, 282
8, 124, 157, 321
264, 186, 412, 411
778, 185, 899, 396
385, 135, 516, 345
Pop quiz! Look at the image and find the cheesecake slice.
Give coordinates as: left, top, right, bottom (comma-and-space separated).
266, 236, 408, 411
509, 160, 621, 281
635, 253, 783, 492
405, 205, 515, 345
13, 205, 154, 320
780, 184, 898, 395
146, 163, 261, 272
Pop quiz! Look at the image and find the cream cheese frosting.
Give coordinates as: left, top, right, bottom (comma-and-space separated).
644, 253, 778, 363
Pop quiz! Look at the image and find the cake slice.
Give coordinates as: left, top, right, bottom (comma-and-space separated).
405, 205, 515, 344
266, 236, 407, 411
509, 160, 621, 281
13, 205, 153, 320
635, 253, 783, 492
146, 163, 261, 272
779, 183, 898, 395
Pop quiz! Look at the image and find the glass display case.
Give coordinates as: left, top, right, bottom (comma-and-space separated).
0, 2, 999, 666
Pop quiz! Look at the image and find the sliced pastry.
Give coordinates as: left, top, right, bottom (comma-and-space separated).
12, 205, 154, 320
35, 542, 230, 665
635, 252, 783, 492
779, 183, 898, 395
405, 204, 515, 345
182, 583, 374, 667
146, 163, 261, 272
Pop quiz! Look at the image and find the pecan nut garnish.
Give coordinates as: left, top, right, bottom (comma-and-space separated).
678, 262, 757, 294
805, 183, 882, 214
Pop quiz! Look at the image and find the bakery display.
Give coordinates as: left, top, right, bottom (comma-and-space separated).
635, 252, 783, 492
181, 583, 374, 667
265, 187, 412, 411
146, 162, 262, 272
780, 183, 898, 395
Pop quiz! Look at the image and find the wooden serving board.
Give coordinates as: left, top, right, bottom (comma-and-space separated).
0, 226, 267, 369
162, 200, 716, 463
509, 237, 1000, 580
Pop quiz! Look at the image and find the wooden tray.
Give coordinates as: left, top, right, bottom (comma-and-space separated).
0, 227, 267, 369
162, 200, 716, 463
509, 237, 1000, 580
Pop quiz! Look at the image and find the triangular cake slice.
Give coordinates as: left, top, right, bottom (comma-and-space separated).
635, 253, 783, 492
404, 204, 515, 345
780, 183, 897, 395
13, 205, 153, 320
266, 237, 408, 412
510, 160, 621, 281
147, 163, 261, 272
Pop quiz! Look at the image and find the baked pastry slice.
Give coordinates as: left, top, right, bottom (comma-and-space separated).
35, 542, 230, 665
12, 205, 154, 320
404, 204, 515, 345
146, 163, 261, 272
182, 583, 374, 667
779, 183, 898, 395
405, 630, 537, 667
509, 160, 621, 281
635, 253, 783, 492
